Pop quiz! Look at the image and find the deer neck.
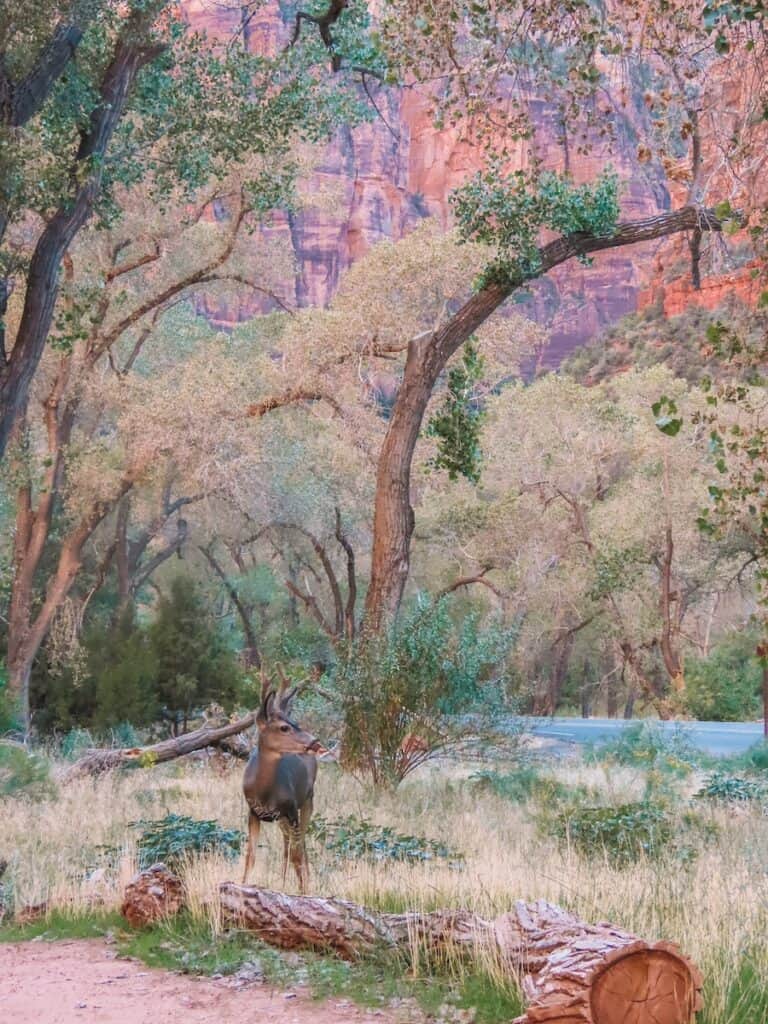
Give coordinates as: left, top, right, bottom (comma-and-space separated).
252, 744, 284, 798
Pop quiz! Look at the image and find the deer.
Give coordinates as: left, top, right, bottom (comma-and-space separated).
241, 668, 322, 893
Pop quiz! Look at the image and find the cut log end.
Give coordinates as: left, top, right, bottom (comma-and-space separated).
589, 945, 702, 1024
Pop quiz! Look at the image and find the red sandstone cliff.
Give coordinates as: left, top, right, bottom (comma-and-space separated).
182, 1, 741, 364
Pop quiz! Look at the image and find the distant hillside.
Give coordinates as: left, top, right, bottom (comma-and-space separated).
559, 298, 763, 385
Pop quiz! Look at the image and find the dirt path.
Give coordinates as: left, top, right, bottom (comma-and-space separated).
0, 939, 393, 1024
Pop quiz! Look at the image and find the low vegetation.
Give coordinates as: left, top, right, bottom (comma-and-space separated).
1, 744, 766, 1024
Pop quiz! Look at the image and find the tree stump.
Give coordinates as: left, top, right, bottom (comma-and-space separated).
121, 864, 185, 928
217, 886, 702, 1024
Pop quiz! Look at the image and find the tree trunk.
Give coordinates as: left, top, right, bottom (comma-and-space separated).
362, 206, 725, 633
217, 887, 702, 1024
0, 12, 165, 459
61, 711, 258, 782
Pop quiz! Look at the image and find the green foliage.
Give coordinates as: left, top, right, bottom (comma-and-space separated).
540, 799, 717, 867
0, 665, 19, 734
149, 577, 243, 731
696, 770, 768, 804
469, 764, 588, 804
308, 815, 463, 865
0, 742, 54, 801
334, 598, 514, 788
684, 636, 763, 721
131, 813, 243, 870
90, 605, 159, 731
745, 740, 768, 772
451, 163, 619, 289
587, 722, 704, 775
427, 339, 486, 483
31, 580, 243, 734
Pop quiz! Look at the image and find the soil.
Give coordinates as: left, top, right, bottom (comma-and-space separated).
0, 939, 395, 1024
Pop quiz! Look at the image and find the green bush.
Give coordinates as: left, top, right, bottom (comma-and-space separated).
696, 770, 768, 805
0, 742, 55, 800
131, 814, 243, 870
470, 765, 589, 804
309, 815, 463, 865
540, 799, 717, 867
684, 636, 762, 722
334, 598, 514, 788
587, 721, 703, 775
745, 741, 768, 774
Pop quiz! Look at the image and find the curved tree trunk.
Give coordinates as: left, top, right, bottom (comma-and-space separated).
217, 886, 702, 1024
362, 206, 724, 633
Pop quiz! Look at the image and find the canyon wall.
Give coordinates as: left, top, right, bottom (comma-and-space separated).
183, 1, 688, 365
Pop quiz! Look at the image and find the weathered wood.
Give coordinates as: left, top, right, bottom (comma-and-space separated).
217, 886, 702, 1024
121, 864, 185, 928
61, 712, 257, 782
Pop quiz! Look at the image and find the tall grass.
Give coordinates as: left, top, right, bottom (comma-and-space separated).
1, 757, 766, 1023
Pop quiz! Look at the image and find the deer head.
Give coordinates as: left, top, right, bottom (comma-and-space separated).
256, 665, 320, 757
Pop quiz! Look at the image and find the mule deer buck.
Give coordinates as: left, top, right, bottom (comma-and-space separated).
241, 669, 322, 892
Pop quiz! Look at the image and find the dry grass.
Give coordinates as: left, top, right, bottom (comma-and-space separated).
2, 755, 767, 1022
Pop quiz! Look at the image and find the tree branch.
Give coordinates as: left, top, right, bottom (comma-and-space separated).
334, 506, 357, 639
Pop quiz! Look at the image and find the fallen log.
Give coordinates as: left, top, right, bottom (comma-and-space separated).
61, 712, 257, 782
218, 884, 703, 1024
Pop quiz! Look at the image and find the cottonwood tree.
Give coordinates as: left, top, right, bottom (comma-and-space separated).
0, 0, 367, 458
332, 0, 766, 631
422, 368, 748, 716
2, 151, 341, 725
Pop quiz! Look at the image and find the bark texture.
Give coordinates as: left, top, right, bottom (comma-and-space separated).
61, 711, 257, 782
121, 864, 185, 928
216, 887, 702, 1024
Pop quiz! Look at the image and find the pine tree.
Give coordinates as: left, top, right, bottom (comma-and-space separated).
149, 577, 242, 733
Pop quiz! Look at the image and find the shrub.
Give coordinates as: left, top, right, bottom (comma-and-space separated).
309, 815, 462, 865
540, 799, 716, 867
131, 814, 243, 870
684, 636, 762, 722
334, 598, 514, 788
587, 721, 702, 775
0, 742, 55, 801
696, 770, 768, 805
470, 765, 588, 804
745, 741, 768, 774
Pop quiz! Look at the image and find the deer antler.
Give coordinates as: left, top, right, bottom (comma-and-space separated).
275, 663, 301, 713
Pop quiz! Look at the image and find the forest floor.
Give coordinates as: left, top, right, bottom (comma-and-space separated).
0, 938, 396, 1024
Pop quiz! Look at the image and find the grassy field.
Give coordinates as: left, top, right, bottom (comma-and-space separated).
1, 748, 767, 1023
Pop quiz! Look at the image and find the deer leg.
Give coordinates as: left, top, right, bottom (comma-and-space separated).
297, 798, 313, 894
241, 811, 260, 884
280, 822, 290, 887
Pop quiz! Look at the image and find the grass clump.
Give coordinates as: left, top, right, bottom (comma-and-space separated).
132, 813, 242, 870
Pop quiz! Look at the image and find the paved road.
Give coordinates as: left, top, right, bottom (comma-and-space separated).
526, 717, 765, 757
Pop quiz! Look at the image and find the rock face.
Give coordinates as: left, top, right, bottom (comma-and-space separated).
182, 2, 679, 363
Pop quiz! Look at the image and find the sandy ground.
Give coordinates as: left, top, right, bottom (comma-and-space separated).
0, 939, 394, 1024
